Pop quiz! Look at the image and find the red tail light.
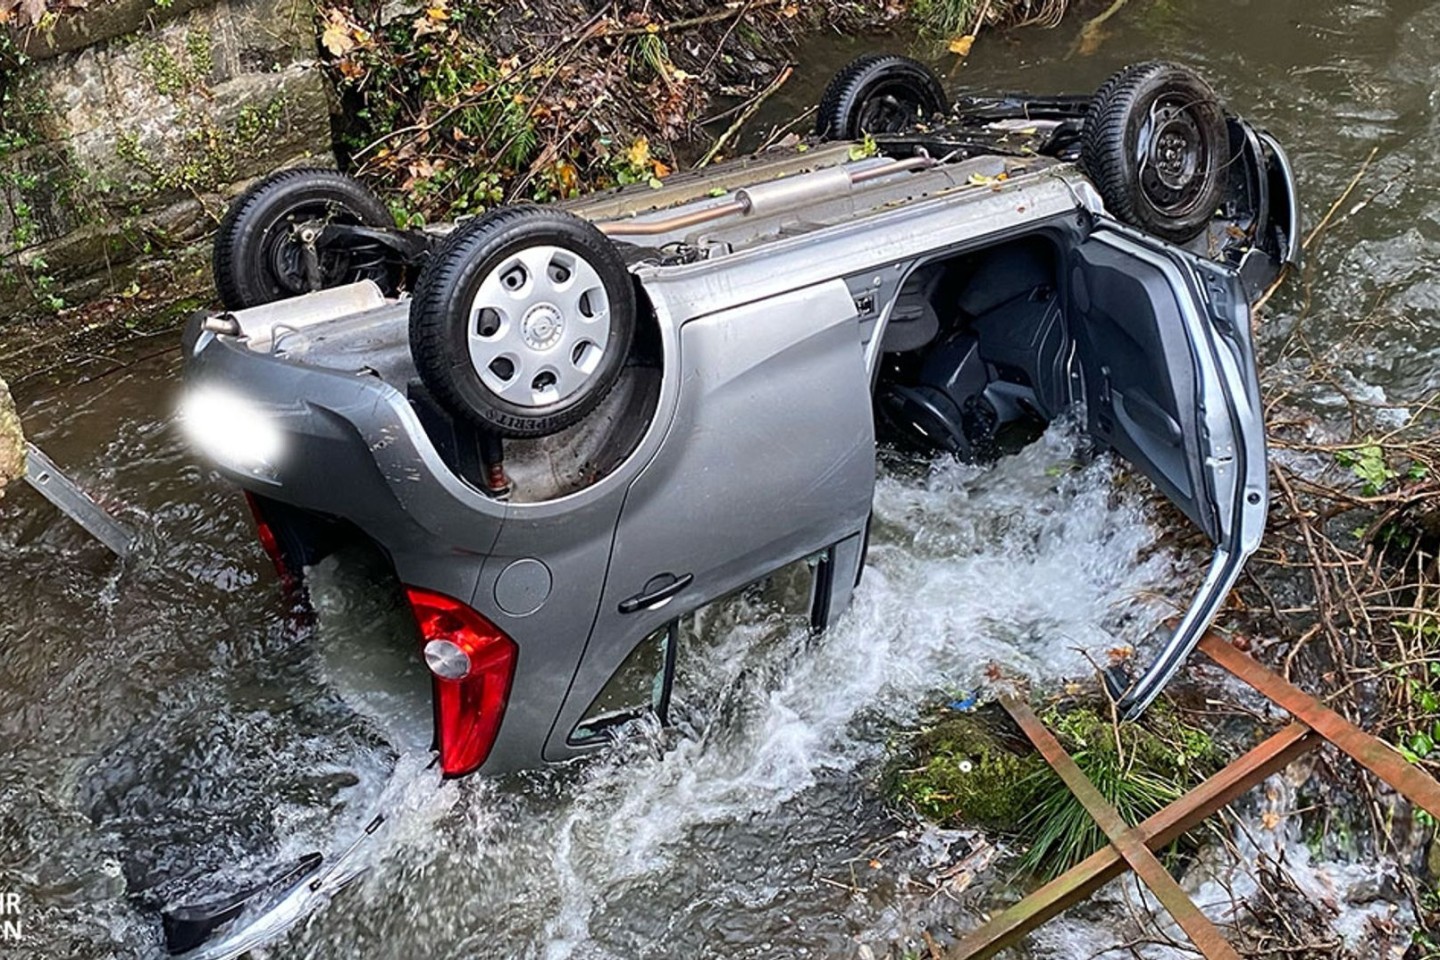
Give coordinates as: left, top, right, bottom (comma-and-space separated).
243, 492, 295, 586
404, 586, 517, 777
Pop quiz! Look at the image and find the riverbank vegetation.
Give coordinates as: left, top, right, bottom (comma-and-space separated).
1235, 269, 1440, 949
889, 700, 1220, 879
308, 0, 1060, 226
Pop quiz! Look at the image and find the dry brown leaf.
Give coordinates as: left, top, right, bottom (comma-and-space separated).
555, 161, 579, 193
411, 13, 444, 37
320, 20, 354, 57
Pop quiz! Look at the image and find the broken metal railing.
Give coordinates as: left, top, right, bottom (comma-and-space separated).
23, 442, 136, 558
947, 632, 1440, 959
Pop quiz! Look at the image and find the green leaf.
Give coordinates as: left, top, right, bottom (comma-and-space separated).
1336, 442, 1397, 495
847, 133, 878, 161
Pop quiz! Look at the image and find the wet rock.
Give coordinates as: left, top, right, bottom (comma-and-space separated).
12, 0, 213, 61
0, 376, 23, 497
0, 146, 85, 261
885, 707, 1045, 831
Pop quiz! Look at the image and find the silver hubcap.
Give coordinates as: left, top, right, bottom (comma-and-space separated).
466, 245, 611, 408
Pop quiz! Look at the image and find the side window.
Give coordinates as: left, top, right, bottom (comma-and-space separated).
569, 624, 677, 744
568, 553, 822, 745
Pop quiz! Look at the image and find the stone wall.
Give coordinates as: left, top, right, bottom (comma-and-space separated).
0, 0, 335, 321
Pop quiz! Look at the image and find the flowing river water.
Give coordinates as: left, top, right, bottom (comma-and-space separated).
3, 0, 1439, 956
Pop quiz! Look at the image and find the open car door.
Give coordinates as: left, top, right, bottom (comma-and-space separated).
1069, 224, 1269, 716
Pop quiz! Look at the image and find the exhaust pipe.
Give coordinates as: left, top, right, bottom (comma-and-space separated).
598, 156, 936, 237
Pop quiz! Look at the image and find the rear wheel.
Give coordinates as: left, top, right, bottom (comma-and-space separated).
1081, 62, 1230, 244
213, 168, 396, 310
408, 206, 637, 439
816, 54, 948, 141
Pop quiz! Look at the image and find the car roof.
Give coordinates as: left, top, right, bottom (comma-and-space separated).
566, 143, 1073, 257
624, 153, 1095, 323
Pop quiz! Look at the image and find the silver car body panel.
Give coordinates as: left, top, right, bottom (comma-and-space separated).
185, 143, 1293, 770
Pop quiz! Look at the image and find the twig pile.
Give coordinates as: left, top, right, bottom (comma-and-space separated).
1208, 166, 1440, 947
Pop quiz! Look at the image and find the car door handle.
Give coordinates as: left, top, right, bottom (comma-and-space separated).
618, 573, 693, 614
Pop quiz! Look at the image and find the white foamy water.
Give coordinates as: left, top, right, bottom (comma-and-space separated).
1032, 763, 1417, 959
288, 424, 1186, 959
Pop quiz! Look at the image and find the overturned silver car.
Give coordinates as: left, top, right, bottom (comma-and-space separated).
182, 56, 1298, 789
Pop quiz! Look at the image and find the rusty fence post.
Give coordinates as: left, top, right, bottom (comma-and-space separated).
947, 721, 1319, 959
1199, 633, 1440, 820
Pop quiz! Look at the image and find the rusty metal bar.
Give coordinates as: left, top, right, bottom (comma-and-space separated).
598, 199, 750, 236
998, 695, 1245, 960
1198, 633, 1440, 820
946, 721, 1317, 959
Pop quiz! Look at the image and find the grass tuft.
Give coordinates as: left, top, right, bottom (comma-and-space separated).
889, 699, 1221, 881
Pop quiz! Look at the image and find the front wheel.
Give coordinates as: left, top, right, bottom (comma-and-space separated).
407, 206, 637, 439
1081, 62, 1230, 244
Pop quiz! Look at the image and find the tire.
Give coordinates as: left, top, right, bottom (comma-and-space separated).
408, 206, 637, 439
1081, 62, 1230, 244
212, 168, 395, 310
815, 53, 949, 141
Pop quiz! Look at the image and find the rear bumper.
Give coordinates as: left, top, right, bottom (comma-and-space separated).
183, 333, 623, 774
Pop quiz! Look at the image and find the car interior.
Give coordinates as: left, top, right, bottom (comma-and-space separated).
873, 228, 1214, 538
875, 235, 1071, 461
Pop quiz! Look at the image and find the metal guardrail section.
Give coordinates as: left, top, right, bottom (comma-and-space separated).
24, 442, 136, 558
948, 633, 1440, 959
